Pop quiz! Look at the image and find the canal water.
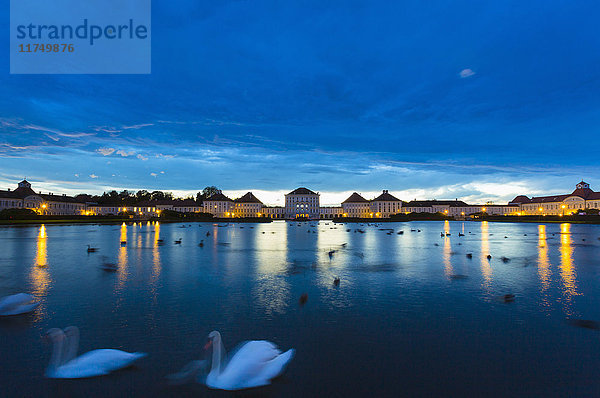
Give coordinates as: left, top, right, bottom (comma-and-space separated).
1, 220, 600, 397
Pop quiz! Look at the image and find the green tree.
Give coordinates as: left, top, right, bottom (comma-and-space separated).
135, 190, 151, 202
202, 186, 220, 198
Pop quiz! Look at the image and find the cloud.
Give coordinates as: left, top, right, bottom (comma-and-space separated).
74, 174, 79, 177
116, 149, 135, 157
459, 68, 475, 78
150, 172, 158, 177
97, 147, 116, 156
89, 174, 99, 179
122, 123, 154, 130
137, 154, 148, 161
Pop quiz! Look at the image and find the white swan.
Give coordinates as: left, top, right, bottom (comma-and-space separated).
204, 330, 295, 390
0, 293, 39, 316
45, 326, 147, 378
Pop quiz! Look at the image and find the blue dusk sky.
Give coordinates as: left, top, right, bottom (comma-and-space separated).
1, 1, 600, 206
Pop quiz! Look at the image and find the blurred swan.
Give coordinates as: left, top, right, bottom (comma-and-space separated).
44, 327, 146, 378
0, 293, 39, 316
203, 331, 294, 390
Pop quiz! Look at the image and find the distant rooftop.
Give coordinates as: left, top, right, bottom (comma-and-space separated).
342, 192, 369, 203
234, 192, 263, 204
371, 190, 401, 202
203, 192, 233, 202
405, 199, 469, 207
287, 187, 318, 195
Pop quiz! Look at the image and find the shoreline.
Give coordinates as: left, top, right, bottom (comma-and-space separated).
2, 216, 600, 226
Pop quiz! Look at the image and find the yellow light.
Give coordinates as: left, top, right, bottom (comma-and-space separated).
41, 204, 47, 209
562, 205, 566, 209
257, 213, 261, 216
538, 207, 543, 212
482, 207, 486, 212
461, 212, 465, 216
444, 209, 448, 214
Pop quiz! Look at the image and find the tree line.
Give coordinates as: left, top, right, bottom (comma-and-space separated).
73, 186, 221, 206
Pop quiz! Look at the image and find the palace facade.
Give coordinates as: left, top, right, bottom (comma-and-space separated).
0, 180, 86, 215
509, 181, 600, 215
1, 179, 598, 220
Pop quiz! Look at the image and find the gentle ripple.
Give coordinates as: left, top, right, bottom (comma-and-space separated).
1, 220, 600, 396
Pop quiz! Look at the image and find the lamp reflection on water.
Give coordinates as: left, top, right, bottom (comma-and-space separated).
151, 221, 161, 283
537, 225, 551, 302
116, 222, 128, 291
558, 223, 579, 315
480, 221, 492, 289
30, 224, 50, 321
443, 221, 453, 277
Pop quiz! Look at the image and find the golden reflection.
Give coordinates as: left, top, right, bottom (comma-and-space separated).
480, 221, 492, 288
443, 231, 453, 277
558, 223, 578, 312
151, 222, 161, 284
537, 224, 551, 294
30, 225, 50, 320
116, 222, 128, 289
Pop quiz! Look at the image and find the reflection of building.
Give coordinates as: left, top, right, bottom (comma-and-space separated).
285, 187, 320, 219
0, 180, 86, 215
510, 181, 600, 215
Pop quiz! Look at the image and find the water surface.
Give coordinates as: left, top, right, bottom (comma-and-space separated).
1, 220, 600, 397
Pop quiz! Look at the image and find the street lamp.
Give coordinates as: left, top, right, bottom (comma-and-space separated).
561, 204, 566, 217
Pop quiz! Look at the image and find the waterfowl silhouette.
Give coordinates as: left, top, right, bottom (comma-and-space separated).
299, 293, 308, 305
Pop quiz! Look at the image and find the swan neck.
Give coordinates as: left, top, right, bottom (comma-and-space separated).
211, 334, 223, 375
47, 332, 64, 375
63, 327, 80, 364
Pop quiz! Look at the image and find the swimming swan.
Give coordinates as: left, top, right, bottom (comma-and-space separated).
0, 293, 39, 316
172, 330, 295, 390
44, 327, 146, 378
